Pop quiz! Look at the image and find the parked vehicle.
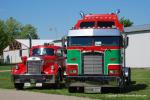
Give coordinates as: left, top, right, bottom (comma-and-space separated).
65, 13, 131, 93
11, 45, 66, 90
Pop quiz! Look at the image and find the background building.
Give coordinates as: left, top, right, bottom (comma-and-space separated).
3, 39, 52, 64
125, 24, 150, 68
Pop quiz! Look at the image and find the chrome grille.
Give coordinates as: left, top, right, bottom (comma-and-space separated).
83, 52, 103, 74
27, 60, 42, 74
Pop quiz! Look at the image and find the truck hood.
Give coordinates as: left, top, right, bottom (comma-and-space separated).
27, 56, 42, 61
27, 56, 57, 65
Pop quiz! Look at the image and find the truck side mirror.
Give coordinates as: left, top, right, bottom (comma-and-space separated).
63, 45, 67, 54
56, 53, 62, 57
64, 49, 67, 54
61, 36, 67, 54
125, 37, 129, 48
56, 49, 63, 57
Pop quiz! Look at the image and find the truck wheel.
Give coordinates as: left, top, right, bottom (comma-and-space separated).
68, 87, 76, 93
58, 68, 63, 82
14, 83, 24, 90
118, 86, 124, 93
124, 67, 131, 85
119, 79, 126, 93
127, 68, 131, 85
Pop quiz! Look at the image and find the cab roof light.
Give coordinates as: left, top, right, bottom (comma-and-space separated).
96, 17, 98, 19
113, 17, 116, 20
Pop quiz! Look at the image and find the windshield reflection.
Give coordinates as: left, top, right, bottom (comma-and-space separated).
32, 48, 54, 56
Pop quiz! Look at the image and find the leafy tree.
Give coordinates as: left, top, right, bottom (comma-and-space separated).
20, 24, 39, 39
5, 17, 21, 39
0, 17, 39, 55
120, 17, 134, 27
0, 20, 8, 54
5, 17, 39, 39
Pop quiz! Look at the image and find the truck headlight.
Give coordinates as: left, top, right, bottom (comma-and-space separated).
108, 65, 122, 76
69, 70, 77, 74
66, 65, 78, 75
50, 65, 54, 70
109, 70, 120, 74
15, 65, 19, 70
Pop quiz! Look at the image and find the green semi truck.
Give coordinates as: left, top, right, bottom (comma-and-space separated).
65, 13, 131, 93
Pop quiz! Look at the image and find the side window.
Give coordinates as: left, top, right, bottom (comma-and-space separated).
80, 21, 95, 28
97, 21, 115, 28
56, 49, 63, 57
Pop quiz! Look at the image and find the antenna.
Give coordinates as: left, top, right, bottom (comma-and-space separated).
80, 11, 85, 18
116, 9, 120, 14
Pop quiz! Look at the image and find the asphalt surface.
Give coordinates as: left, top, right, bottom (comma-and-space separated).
0, 89, 92, 100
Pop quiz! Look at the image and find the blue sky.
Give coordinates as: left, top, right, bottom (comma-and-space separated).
0, 0, 150, 39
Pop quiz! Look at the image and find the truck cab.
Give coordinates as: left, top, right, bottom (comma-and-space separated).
66, 13, 130, 93
12, 45, 66, 89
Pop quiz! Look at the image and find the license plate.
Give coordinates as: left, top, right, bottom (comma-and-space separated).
93, 88, 101, 92
36, 83, 42, 87
85, 87, 101, 93
24, 83, 31, 87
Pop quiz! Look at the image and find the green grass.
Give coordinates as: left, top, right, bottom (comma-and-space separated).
0, 65, 150, 100
0, 65, 12, 70
0, 71, 14, 89
0, 65, 14, 89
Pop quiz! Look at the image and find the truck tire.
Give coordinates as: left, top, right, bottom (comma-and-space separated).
68, 86, 84, 93
68, 87, 76, 93
127, 68, 131, 85
58, 68, 63, 82
14, 83, 24, 90
118, 77, 126, 93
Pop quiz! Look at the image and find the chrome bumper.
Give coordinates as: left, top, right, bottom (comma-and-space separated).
66, 75, 121, 87
13, 74, 55, 84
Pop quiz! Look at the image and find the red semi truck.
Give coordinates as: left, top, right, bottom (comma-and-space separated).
11, 45, 66, 89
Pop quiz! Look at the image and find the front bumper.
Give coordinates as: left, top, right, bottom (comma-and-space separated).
13, 74, 55, 84
66, 75, 121, 87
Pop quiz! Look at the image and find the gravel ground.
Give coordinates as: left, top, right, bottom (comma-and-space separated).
0, 89, 92, 100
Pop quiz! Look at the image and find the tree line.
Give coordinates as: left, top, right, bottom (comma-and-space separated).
0, 17, 39, 54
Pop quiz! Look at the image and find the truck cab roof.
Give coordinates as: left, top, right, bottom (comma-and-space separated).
73, 13, 123, 32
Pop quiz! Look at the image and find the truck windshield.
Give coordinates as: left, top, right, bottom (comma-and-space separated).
68, 36, 122, 46
32, 48, 54, 56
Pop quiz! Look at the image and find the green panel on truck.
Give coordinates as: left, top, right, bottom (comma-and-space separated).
67, 50, 82, 75
104, 49, 121, 74
67, 49, 121, 75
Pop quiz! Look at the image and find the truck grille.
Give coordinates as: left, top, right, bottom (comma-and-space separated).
83, 52, 103, 75
27, 60, 42, 74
